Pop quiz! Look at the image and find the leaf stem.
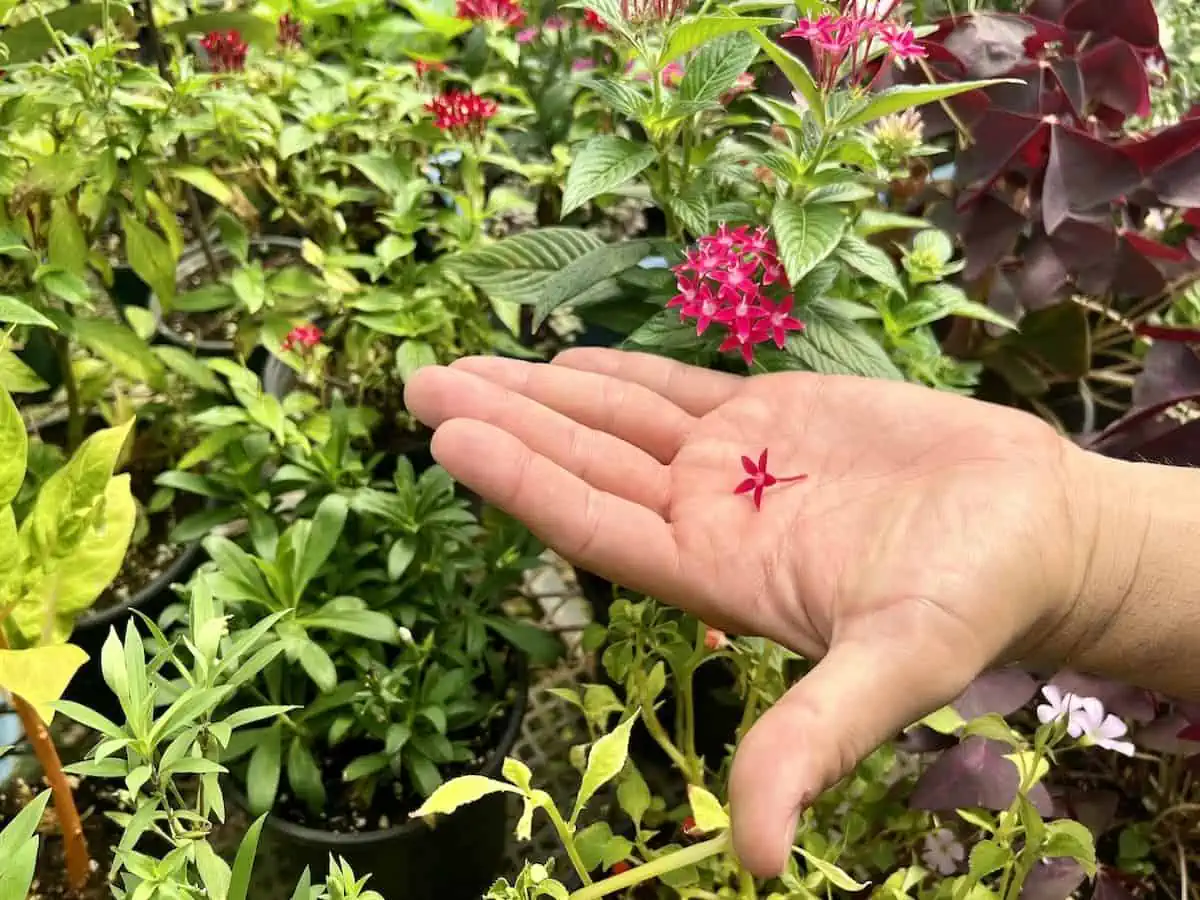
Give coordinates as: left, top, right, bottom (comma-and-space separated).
545, 803, 594, 886
568, 833, 732, 900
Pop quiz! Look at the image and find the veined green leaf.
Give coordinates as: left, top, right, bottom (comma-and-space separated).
562, 137, 657, 216
839, 80, 1021, 128
660, 15, 782, 65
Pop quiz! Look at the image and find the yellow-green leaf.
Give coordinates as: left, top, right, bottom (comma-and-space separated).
170, 166, 234, 206
0, 644, 88, 724
48, 198, 88, 276
571, 713, 638, 825
796, 849, 869, 891
0, 386, 26, 506
918, 705, 965, 735
687, 784, 729, 833
410, 775, 519, 818
121, 212, 178, 310
1004, 751, 1051, 788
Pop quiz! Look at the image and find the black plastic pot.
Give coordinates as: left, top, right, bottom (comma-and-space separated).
65, 537, 205, 722
576, 568, 743, 769
149, 234, 303, 357
228, 667, 529, 900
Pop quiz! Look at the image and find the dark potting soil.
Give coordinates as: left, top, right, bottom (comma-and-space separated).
270, 680, 521, 835
0, 775, 123, 900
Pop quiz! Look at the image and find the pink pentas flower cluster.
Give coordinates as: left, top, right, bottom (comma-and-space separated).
201, 30, 248, 74
282, 323, 322, 352
782, 0, 926, 92
456, 0, 525, 26
426, 90, 499, 135
516, 15, 565, 43
667, 224, 805, 365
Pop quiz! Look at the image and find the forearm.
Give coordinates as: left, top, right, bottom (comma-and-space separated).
1054, 450, 1200, 700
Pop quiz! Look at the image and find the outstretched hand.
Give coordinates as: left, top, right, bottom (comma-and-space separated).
404, 348, 1099, 876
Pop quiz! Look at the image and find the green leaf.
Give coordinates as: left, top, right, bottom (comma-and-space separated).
563, 137, 657, 216
170, 166, 234, 205
773, 308, 904, 380
395, 0, 473, 37
771, 200, 846, 285
279, 125, 320, 160
296, 640, 338, 692
0, 4, 132, 62
0, 351, 49, 393
837, 233, 904, 295
661, 15, 781, 64
162, 11, 275, 44
388, 538, 417, 579
303, 608, 399, 643
155, 346, 227, 395
227, 815, 268, 900
287, 738, 326, 812
0, 387, 25, 506
968, 840, 1007, 880
38, 269, 91, 306
571, 713, 638, 825
0, 646, 88, 725
72, 315, 166, 389
293, 494, 349, 594
396, 340, 438, 383
411, 775, 519, 818
485, 617, 564, 666
532, 239, 668, 330
48, 198, 88, 276
950, 297, 1019, 331
617, 764, 651, 830
247, 727, 282, 814
678, 32, 759, 104
446, 228, 605, 305
1041, 821, 1095, 874
687, 784, 729, 833
582, 78, 648, 119
795, 849, 869, 891
839, 80, 1019, 128
749, 30, 822, 124
121, 212, 178, 311
0, 791, 51, 899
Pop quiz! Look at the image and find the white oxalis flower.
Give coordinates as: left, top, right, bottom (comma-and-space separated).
1036, 685, 1136, 757
921, 829, 965, 876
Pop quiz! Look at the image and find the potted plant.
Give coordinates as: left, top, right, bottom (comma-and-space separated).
160, 390, 561, 897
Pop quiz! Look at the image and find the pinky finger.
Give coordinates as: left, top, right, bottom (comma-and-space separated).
430, 418, 682, 594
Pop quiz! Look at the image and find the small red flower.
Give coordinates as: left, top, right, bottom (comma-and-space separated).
277, 14, 303, 49
201, 29, 248, 74
735, 449, 808, 511
682, 815, 700, 836
703, 627, 729, 651
414, 59, 448, 78
426, 90, 499, 136
456, 0, 525, 27
610, 861, 631, 875
282, 323, 323, 352
583, 9, 609, 31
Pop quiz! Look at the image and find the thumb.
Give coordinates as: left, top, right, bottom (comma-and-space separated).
728, 637, 972, 876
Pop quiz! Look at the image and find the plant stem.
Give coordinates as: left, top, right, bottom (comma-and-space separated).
54, 332, 84, 452
634, 664, 698, 783
545, 803, 593, 886
0, 633, 91, 890
568, 833, 732, 900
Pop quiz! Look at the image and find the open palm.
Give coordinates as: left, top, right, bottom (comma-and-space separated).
404, 348, 1095, 876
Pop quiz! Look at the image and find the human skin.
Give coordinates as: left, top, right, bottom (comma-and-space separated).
403, 347, 1200, 877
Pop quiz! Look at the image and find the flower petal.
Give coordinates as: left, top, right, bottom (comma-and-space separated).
734, 478, 757, 495
742, 455, 757, 475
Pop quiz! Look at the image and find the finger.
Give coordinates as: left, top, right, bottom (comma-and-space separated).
451, 355, 692, 463
430, 418, 682, 593
405, 366, 671, 515
552, 347, 743, 417
729, 638, 967, 876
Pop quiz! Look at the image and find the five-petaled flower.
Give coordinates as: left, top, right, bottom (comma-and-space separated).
277, 14, 303, 49
426, 90, 499, 136
668, 224, 804, 365
921, 829, 965, 876
781, 0, 925, 92
1037, 686, 1136, 756
583, 9, 609, 31
734, 449, 808, 511
201, 30, 248, 74
282, 323, 323, 352
456, 0, 525, 27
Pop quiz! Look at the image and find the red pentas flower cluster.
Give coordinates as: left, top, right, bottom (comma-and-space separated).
783, 0, 925, 91
426, 90, 498, 136
201, 30, 248, 74
667, 225, 804, 365
583, 9, 608, 31
282, 324, 322, 352
277, 14, 302, 48
456, 0, 525, 27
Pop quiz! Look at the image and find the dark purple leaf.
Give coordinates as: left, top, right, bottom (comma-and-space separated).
1110, 236, 1169, 297
1028, 0, 1070, 19
1134, 712, 1200, 755
1020, 859, 1086, 900
953, 669, 1039, 720
1132, 341, 1200, 410
1086, 394, 1200, 460
963, 193, 1027, 280
1042, 126, 1142, 233
1120, 117, 1200, 174
909, 737, 1054, 813
1149, 143, 1200, 206
1062, 0, 1160, 49
1049, 672, 1158, 722
1014, 235, 1072, 308
942, 14, 1042, 77
955, 111, 1050, 207
1053, 787, 1120, 837
1079, 40, 1151, 123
